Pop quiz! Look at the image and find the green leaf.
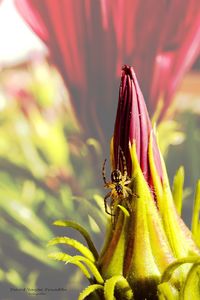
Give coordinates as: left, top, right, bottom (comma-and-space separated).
172, 166, 184, 215
93, 194, 105, 213
48, 237, 95, 262
104, 275, 133, 300
156, 120, 185, 157
5, 269, 24, 288
86, 138, 102, 156
182, 262, 200, 300
48, 252, 104, 283
53, 220, 99, 259
0, 196, 52, 241
191, 180, 200, 246
19, 239, 58, 268
72, 196, 105, 227
26, 271, 39, 289
78, 284, 104, 300
88, 215, 101, 233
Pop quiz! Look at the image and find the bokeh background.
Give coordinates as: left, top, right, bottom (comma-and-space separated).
0, 0, 200, 299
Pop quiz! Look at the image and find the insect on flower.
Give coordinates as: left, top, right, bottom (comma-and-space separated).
102, 149, 133, 217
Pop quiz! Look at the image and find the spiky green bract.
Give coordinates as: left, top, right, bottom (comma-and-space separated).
48, 252, 103, 284
52, 220, 99, 259
158, 258, 200, 300
182, 262, 200, 299
78, 284, 104, 300
48, 215, 134, 300
104, 275, 133, 300
148, 132, 200, 258
161, 257, 200, 283
48, 237, 95, 262
158, 282, 179, 300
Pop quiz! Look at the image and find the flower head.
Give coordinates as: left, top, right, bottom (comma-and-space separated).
48, 66, 200, 299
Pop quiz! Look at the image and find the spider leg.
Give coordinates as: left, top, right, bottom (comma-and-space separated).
125, 186, 133, 196
125, 175, 139, 198
133, 192, 139, 198
121, 188, 133, 213
102, 159, 108, 185
125, 185, 139, 199
126, 198, 133, 213
124, 179, 131, 185
110, 197, 118, 228
120, 148, 127, 178
104, 192, 114, 216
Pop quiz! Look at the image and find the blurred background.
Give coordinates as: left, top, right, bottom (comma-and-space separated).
0, 0, 200, 299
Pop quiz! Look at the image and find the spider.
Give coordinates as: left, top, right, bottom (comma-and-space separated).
102, 150, 132, 216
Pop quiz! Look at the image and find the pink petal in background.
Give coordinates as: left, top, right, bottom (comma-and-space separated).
15, 0, 200, 145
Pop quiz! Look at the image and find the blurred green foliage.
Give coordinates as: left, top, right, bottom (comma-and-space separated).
165, 112, 200, 226
0, 59, 106, 299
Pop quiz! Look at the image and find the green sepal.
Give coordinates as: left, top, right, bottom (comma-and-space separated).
53, 220, 98, 259
126, 142, 174, 282
104, 275, 133, 300
98, 211, 127, 278
48, 237, 95, 262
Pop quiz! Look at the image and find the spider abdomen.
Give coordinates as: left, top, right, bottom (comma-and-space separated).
115, 184, 123, 195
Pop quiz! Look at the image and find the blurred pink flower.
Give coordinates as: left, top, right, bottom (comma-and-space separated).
15, 0, 200, 142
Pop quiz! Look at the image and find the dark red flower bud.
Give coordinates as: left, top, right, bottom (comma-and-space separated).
113, 65, 163, 186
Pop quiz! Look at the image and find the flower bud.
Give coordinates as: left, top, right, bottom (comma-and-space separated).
98, 66, 200, 299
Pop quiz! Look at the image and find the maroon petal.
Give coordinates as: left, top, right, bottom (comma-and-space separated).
150, 0, 200, 118
15, 0, 200, 141
15, 0, 48, 43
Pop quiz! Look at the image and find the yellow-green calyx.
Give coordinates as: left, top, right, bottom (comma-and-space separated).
98, 133, 200, 299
